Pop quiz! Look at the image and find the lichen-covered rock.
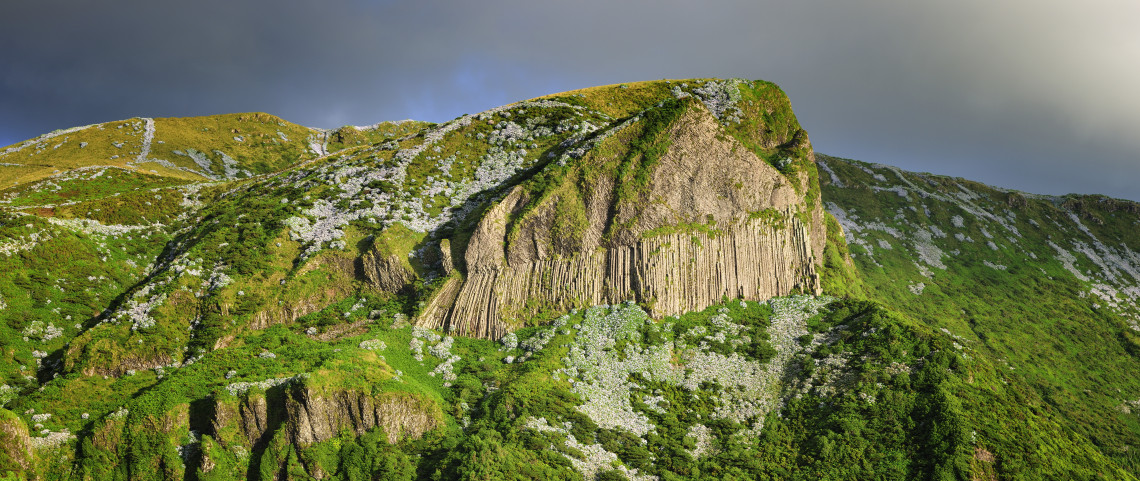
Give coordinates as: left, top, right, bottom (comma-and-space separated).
287, 388, 442, 445
359, 249, 414, 292
0, 409, 33, 475
422, 103, 824, 338
210, 381, 442, 455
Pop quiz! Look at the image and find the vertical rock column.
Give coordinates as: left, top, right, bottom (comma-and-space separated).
433, 210, 818, 338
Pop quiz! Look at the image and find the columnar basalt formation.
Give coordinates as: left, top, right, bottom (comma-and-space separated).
286, 388, 441, 445
211, 386, 442, 450
420, 104, 825, 338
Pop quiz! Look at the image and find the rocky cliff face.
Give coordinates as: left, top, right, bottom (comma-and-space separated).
360, 250, 414, 293
0, 409, 33, 475
421, 103, 824, 338
212, 384, 441, 452
287, 388, 441, 445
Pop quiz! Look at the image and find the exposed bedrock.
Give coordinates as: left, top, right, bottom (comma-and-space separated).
212, 386, 441, 449
420, 104, 825, 338
0, 409, 33, 475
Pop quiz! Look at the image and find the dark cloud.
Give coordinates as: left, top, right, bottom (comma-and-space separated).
2, 0, 1137, 200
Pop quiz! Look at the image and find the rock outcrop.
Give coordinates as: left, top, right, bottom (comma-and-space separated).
213, 385, 441, 450
216, 392, 275, 448
421, 103, 825, 338
359, 249, 414, 292
245, 253, 361, 331
0, 409, 33, 475
287, 388, 441, 445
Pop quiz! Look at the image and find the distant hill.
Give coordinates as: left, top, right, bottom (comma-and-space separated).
819, 153, 1140, 472
0, 113, 321, 186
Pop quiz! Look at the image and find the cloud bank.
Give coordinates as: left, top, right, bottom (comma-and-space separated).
2, 0, 1137, 199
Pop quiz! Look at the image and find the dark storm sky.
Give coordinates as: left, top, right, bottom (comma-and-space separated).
2, 0, 1138, 200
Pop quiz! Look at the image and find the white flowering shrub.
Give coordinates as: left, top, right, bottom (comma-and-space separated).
409, 338, 425, 362
359, 339, 386, 351
689, 79, 745, 123
428, 336, 454, 359
224, 374, 308, 396
499, 332, 518, 351
0, 384, 15, 407
22, 321, 63, 341
523, 295, 831, 475
520, 329, 555, 353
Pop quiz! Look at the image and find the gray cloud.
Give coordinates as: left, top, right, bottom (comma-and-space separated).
2, 0, 1137, 200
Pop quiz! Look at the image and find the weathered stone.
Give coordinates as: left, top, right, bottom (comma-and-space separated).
359, 249, 413, 292
420, 104, 825, 339
213, 384, 441, 452
439, 238, 455, 275
0, 409, 33, 474
286, 388, 441, 445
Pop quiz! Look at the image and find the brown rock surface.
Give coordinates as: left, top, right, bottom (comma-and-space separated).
287, 388, 441, 445
213, 386, 441, 451
0, 409, 33, 474
421, 104, 825, 338
360, 249, 414, 292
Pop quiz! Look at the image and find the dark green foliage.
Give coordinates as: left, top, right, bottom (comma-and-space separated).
318, 428, 417, 481
671, 300, 776, 362
595, 470, 628, 481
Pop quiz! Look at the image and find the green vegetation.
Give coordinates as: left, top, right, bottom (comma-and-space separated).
325, 121, 433, 153
147, 113, 323, 177
611, 98, 690, 208
0, 169, 186, 209
641, 217, 723, 240
820, 153, 1140, 474
2, 80, 1138, 480
818, 212, 866, 298
538, 79, 677, 118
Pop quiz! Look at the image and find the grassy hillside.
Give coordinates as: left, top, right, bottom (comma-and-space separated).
819, 153, 1140, 471
0, 113, 325, 188
2, 80, 1138, 479
10, 296, 1127, 480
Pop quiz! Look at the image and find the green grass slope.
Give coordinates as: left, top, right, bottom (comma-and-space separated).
819, 153, 1140, 471
0, 113, 325, 189
25, 78, 819, 383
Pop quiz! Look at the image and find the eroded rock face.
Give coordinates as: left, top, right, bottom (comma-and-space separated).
422, 105, 825, 338
287, 388, 441, 445
245, 254, 360, 332
609, 105, 802, 245
360, 249, 414, 293
0, 409, 33, 474
214, 386, 441, 451
233, 394, 272, 447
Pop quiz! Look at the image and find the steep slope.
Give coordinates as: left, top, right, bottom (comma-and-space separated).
0, 115, 430, 219
12, 296, 1128, 480
424, 95, 823, 338
0, 78, 836, 479
819, 153, 1140, 471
